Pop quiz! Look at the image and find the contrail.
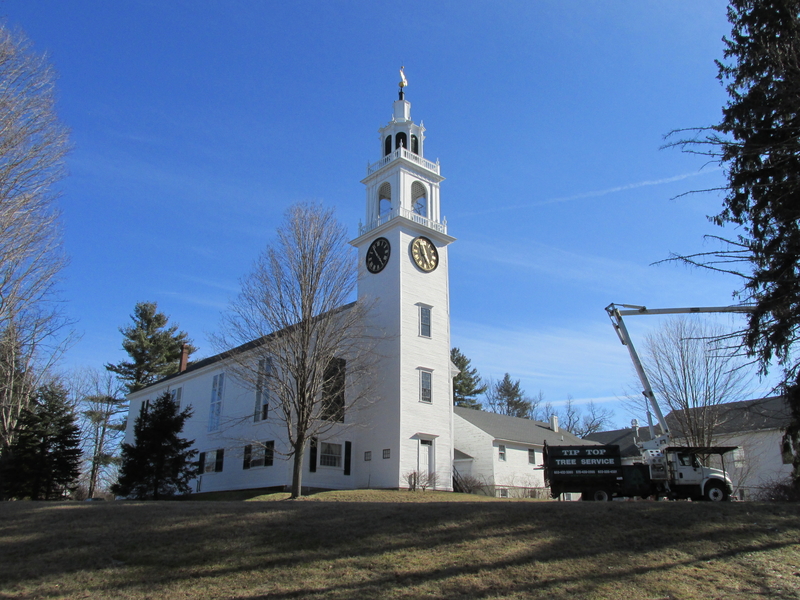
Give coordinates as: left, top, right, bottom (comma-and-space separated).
462, 168, 721, 217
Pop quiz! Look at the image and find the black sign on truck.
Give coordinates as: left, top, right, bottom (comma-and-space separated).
544, 444, 622, 479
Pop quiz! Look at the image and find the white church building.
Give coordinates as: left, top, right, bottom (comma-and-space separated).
122, 80, 585, 496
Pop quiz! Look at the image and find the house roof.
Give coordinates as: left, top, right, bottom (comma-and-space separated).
133, 301, 358, 394
665, 396, 790, 436
585, 427, 654, 458
454, 407, 597, 447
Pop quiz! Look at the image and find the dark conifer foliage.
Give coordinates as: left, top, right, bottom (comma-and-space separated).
451, 348, 486, 409
484, 373, 533, 419
113, 391, 197, 500
672, 1, 800, 487
106, 302, 196, 393
0, 383, 82, 500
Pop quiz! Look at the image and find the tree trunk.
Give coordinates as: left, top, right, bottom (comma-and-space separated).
291, 444, 305, 499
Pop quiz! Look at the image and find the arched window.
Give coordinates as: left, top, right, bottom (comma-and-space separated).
378, 182, 392, 216
384, 135, 392, 157
411, 135, 419, 154
395, 132, 407, 150
411, 181, 427, 217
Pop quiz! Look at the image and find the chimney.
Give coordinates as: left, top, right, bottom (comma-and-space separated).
549, 414, 559, 433
179, 343, 189, 373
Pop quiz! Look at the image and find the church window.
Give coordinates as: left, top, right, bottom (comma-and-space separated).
243, 441, 274, 469
419, 305, 431, 338
321, 358, 346, 422
378, 182, 391, 216
198, 448, 224, 473
498, 445, 506, 461
208, 373, 224, 432
419, 369, 432, 404
395, 131, 407, 150
411, 181, 427, 217
384, 135, 392, 156
320, 442, 342, 468
254, 359, 270, 422
169, 387, 182, 408
411, 134, 419, 154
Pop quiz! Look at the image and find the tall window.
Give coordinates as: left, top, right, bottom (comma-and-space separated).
243, 441, 274, 469
419, 369, 432, 404
411, 134, 419, 154
419, 305, 431, 338
254, 359, 270, 422
170, 387, 182, 408
498, 445, 507, 461
208, 373, 224, 432
395, 131, 407, 150
198, 449, 224, 473
321, 358, 346, 422
528, 449, 537, 465
320, 442, 342, 468
384, 135, 392, 156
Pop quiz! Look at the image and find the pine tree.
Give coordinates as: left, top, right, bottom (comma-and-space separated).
106, 302, 196, 393
113, 391, 197, 500
670, 0, 800, 488
0, 383, 82, 500
451, 348, 486, 409
484, 373, 533, 419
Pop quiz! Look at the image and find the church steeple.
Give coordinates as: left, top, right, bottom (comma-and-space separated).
358, 71, 446, 238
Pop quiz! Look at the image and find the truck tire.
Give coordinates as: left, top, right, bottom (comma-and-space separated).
704, 481, 728, 502
591, 489, 612, 502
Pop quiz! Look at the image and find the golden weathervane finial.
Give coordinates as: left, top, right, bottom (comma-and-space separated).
399, 66, 408, 88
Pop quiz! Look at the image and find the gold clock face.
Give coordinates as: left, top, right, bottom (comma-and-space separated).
410, 236, 439, 272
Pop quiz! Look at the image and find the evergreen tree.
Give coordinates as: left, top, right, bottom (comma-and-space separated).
106, 302, 197, 393
484, 373, 533, 419
670, 0, 800, 487
451, 348, 486, 409
0, 382, 82, 500
113, 391, 197, 500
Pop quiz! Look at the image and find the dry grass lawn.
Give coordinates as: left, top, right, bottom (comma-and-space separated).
1, 490, 799, 599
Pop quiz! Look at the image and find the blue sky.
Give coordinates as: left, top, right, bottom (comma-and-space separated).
4, 1, 767, 425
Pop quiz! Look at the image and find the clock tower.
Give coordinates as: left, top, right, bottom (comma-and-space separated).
350, 70, 456, 489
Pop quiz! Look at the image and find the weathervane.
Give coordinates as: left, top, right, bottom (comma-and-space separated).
398, 66, 407, 100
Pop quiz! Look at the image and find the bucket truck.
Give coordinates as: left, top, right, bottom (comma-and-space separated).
544, 304, 752, 502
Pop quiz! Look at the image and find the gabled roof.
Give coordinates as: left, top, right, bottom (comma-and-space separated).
454, 407, 596, 447
133, 302, 358, 394
665, 396, 790, 436
585, 427, 654, 458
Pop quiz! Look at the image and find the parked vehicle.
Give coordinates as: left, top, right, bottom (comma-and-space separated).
543, 303, 749, 502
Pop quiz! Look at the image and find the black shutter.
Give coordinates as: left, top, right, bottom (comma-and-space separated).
215, 449, 224, 472
309, 438, 317, 473
243, 445, 252, 469
344, 441, 352, 476
265, 441, 274, 467
198, 452, 206, 473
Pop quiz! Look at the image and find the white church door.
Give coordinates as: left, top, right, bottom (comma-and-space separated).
420, 439, 433, 487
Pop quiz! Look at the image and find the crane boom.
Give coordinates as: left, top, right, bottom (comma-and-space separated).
605, 303, 755, 450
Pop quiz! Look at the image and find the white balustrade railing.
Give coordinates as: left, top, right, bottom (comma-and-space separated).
359, 206, 448, 236
366, 148, 440, 176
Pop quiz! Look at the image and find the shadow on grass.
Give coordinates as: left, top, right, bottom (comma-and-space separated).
0, 501, 798, 599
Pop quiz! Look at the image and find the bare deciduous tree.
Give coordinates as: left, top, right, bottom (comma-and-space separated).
626, 317, 758, 447
544, 396, 613, 438
214, 203, 376, 499
0, 25, 71, 452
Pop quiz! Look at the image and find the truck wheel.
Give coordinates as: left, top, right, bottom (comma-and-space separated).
704, 481, 728, 502
591, 489, 612, 502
